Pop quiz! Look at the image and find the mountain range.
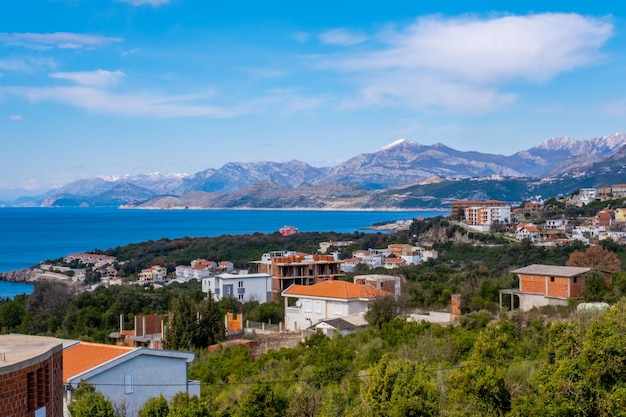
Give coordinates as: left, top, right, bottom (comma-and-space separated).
4, 132, 626, 210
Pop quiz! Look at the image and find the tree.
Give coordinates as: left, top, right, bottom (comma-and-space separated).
68, 384, 115, 417
233, 384, 287, 417
447, 321, 514, 415
168, 393, 211, 417
583, 270, 608, 302
364, 296, 397, 330
164, 292, 197, 350
138, 395, 169, 417
566, 245, 621, 271
361, 357, 439, 417
193, 295, 225, 347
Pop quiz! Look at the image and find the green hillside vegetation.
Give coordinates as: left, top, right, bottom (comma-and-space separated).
3, 217, 626, 416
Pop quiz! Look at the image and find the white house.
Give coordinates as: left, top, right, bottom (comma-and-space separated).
63, 341, 198, 417
282, 278, 390, 331
544, 219, 569, 231
384, 257, 406, 269
175, 264, 212, 282
202, 271, 273, 302
575, 188, 597, 205
515, 223, 540, 241
340, 257, 363, 272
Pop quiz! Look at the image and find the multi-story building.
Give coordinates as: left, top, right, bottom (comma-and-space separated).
253, 250, 344, 298
544, 219, 569, 230
175, 264, 212, 282
463, 202, 511, 232
612, 184, 626, 198
0, 335, 64, 417
593, 209, 615, 227
202, 271, 273, 302
282, 277, 390, 331
138, 265, 167, 284
575, 188, 598, 205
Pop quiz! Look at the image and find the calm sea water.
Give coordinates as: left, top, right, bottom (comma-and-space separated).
0, 207, 440, 297
0, 281, 34, 299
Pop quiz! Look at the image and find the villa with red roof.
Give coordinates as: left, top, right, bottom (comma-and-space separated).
63, 341, 198, 417
281, 277, 391, 331
515, 223, 540, 241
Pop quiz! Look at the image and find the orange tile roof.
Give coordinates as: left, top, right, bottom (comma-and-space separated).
63, 342, 135, 382
283, 280, 390, 299
385, 258, 405, 262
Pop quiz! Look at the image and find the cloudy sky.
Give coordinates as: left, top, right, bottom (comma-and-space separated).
1, 1, 625, 192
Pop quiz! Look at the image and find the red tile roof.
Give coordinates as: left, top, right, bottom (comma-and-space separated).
63, 342, 135, 382
283, 280, 390, 299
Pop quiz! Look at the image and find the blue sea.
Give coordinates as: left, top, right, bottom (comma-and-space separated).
0, 207, 440, 298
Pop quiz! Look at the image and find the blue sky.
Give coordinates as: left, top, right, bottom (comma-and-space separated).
1, 1, 625, 193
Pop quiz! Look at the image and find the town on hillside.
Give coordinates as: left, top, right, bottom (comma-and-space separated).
3, 183, 626, 416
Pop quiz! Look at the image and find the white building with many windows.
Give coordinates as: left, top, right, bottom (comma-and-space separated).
175, 265, 212, 282
202, 271, 273, 303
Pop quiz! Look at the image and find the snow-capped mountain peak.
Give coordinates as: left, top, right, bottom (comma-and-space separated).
378, 138, 415, 152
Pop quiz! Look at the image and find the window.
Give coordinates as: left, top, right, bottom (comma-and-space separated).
238, 281, 244, 288
124, 372, 133, 394
573, 276, 578, 284
304, 300, 312, 313
333, 302, 342, 315
315, 301, 322, 314
550, 276, 555, 282
238, 294, 244, 300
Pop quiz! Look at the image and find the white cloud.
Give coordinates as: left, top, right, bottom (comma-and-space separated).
8, 115, 22, 121
50, 70, 125, 88
0, 57, 55, 72
0, 32, 122, 49
320, 13, 613, 113
115, 0, 170, 6
2, 85, 236, 118
318, 29, 368, 46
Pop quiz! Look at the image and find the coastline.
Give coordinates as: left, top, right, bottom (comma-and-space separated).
0, 269, 37, 283
119, 205, 448, 212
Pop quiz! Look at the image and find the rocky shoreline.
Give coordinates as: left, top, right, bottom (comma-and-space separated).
0, 269, 37, 283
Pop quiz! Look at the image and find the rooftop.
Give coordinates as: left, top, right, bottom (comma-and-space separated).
512, 264, 591, 277
0, 335, 63, 374
63, 342, 135, 382
282, 279, 390, 300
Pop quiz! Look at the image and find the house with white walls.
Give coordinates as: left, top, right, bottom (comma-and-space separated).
282, 278, 390, 331
202, 271, 273, 302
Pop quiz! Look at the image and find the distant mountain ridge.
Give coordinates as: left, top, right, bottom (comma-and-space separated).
6, 132, 626, 209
